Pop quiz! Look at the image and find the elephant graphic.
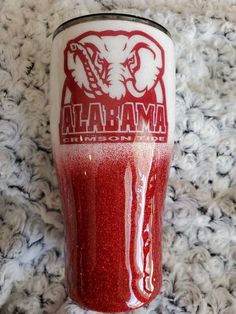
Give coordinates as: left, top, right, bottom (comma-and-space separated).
59, 30, 167, 143
61, 30, 165, 102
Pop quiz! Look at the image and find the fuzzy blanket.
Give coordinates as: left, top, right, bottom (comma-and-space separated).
0, 0, 236, 313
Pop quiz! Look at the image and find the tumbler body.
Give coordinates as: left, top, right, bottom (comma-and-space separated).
50, 14, 175, 313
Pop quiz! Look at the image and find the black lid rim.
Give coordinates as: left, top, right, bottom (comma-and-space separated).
53, 13, 171, 40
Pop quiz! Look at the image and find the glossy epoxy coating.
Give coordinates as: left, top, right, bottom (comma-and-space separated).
56, 143, 171, 312
50, 14, 175, 312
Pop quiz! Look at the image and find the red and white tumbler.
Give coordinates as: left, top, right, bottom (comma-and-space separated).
50, 13, 175, 313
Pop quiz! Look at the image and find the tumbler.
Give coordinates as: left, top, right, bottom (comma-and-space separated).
50, 13, 175, 313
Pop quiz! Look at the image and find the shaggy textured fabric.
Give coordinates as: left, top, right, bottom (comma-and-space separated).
0, 0, 236, 313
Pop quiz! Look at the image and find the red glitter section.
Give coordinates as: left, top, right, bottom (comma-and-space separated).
55, 146, 171, 312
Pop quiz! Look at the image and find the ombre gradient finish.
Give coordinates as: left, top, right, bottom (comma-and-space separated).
55, 144, 171, 312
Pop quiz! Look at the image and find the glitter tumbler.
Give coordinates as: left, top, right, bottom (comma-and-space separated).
50, 13, 175, 313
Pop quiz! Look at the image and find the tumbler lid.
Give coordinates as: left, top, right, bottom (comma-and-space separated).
53, 13, 171, 39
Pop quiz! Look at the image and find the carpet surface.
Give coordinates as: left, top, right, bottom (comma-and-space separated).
0, 0, 236, 313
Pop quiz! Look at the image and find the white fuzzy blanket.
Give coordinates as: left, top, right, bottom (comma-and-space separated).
0, 0, 236, 313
